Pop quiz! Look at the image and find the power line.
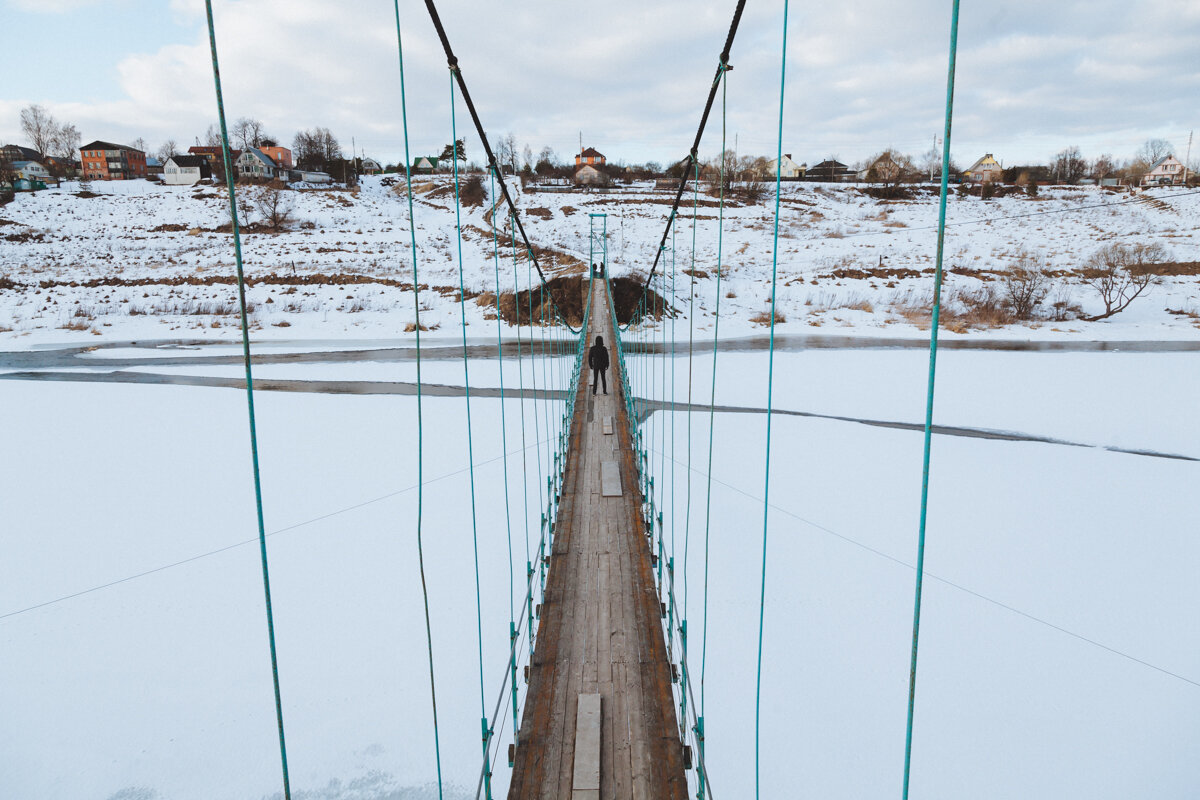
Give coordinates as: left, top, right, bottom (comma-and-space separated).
0, 440, 546, 623
653, 446, 1200, 692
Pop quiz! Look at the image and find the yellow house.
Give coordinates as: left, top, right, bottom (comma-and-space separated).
966, 153, 1002, 183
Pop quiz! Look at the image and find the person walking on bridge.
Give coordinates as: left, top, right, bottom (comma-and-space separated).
588, 335, 609, 395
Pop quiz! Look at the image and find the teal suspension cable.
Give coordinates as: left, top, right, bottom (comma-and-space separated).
699, 66, 729, 788
489, 170, 517, 628
755, 3, 789, 797
488, 169, 520, 745
448, 73, 493, 800
392, 8, 444, 795
903, 2, 961, 798
202, 5, 291, 798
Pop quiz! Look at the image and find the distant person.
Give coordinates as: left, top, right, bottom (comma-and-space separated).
599, 261, 605, 277
588, 335, 609, 395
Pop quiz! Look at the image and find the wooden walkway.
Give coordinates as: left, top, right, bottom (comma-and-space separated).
508, 279, 688, 800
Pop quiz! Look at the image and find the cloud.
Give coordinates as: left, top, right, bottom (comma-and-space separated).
1, 0, 1198, 168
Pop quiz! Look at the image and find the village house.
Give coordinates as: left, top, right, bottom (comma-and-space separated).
574, 164, 606, 185
360, 157, 382, 174
575, 147, 606, 167
965, 153, 1003, 183
1142, 154, 1186, 186
765, 153, 805, 179
236, 147, 277, 180
858, 152, 911, 183
163, 155, 213, 186
805, 159, 855, 181
188, 145, 240, 181
145, 157, 164, 176
412, 156, 438, 174
9, 161, 51, 190
2, 144, 41, 163
78, 140, 147, 180
259, 145, 293, 170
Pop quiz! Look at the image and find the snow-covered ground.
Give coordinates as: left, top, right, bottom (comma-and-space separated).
1, 176, 1198, 344
2, 175, 1198, 798
2, 343, 1198, 799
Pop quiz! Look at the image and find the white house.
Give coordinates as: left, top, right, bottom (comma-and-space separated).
236, 148, 277, 180
163, 155, 212, 186
11, 161, 50, 181
765, 153, 805, 179
1143, 154, 1186, 186
360, 157, 382, 174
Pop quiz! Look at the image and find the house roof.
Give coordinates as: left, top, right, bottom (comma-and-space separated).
1147, 155, 1177, 171
11, 161, 44, 169
810, 159, 849, 170
80, 140, 142, 153
4, 144, 41, 160
168, 155, 208, 168
242, 148, 276, 167
579, 147, 605, 159
967, 153, 1001, 172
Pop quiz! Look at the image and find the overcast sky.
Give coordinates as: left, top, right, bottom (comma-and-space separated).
2, 0, 1198, 169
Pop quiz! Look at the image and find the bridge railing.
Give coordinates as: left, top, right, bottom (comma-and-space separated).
604, 271, 714, 799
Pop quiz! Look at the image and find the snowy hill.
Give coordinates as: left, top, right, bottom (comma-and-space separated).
0, 175, 1198, 343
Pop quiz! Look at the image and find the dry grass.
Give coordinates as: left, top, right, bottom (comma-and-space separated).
749, 309, 786, 326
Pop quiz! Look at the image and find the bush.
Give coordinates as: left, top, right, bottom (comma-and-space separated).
1002, 251, 1050, 319
459, 174, 486, 207
0, 189, 13, 206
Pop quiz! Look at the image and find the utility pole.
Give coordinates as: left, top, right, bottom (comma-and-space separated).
1185, 130, 1194, 185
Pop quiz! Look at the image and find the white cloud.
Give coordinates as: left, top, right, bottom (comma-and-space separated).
1, 0, 1198, 167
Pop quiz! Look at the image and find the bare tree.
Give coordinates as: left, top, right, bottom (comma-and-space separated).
1052, 146, 1087, 184
251, 181, 296, 230
1090, 153, 1116, 181
1138, 138, 1173, 164
1002, 251, 1050, 319
156, 140, 179, 162
494, 134, 514, 174
232, 117, 267, 150
131, 137, 148, 154
293, 127, 342, 170
51, 123, 81, 160
522, 144, 534, 173
1080, 242, 1166, 321
203, 124, 222, 147
20, 105, 58, 157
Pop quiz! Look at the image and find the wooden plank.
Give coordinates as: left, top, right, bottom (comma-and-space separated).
600, 461, 622, 497
602, 415, 614, 435
572, 694, 602, 800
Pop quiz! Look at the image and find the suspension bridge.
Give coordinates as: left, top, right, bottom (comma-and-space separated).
10, 0, 1186, 797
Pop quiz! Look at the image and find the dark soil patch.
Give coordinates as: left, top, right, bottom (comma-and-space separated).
526, 207, 553, 220
74, 191, 101, 199
4, 231, 45, 244
495, 276, 668, 328
0, 275, 21, 290
149, 223, 190, 232
818, 267, 930, 280
1141, 261, 1200, 276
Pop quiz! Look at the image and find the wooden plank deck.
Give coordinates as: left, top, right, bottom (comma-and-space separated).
508, 280, 688, 800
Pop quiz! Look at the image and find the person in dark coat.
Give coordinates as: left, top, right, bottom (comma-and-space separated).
588, 335, 609, 395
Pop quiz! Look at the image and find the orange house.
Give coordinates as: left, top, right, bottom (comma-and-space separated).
78, 140, 146, 180
259, 145, 293, 170
574, 147, 606, 167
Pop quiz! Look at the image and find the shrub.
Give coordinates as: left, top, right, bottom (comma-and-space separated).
459, 174, 486, 207
1080, 242, 1165, 321
1002, 251, 1050, 320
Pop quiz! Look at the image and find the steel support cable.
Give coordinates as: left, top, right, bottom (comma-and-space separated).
698, 65, 729, 799
488, 169, 521, 746
202, 5, 291, 798
628, 0, 747, 318
755, 3, 789, 797
419, 0, 574, 326
904, 4, 961, 798
448, 73, 493, 800
392, 8, 445, 795
508, 214, 535, 663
